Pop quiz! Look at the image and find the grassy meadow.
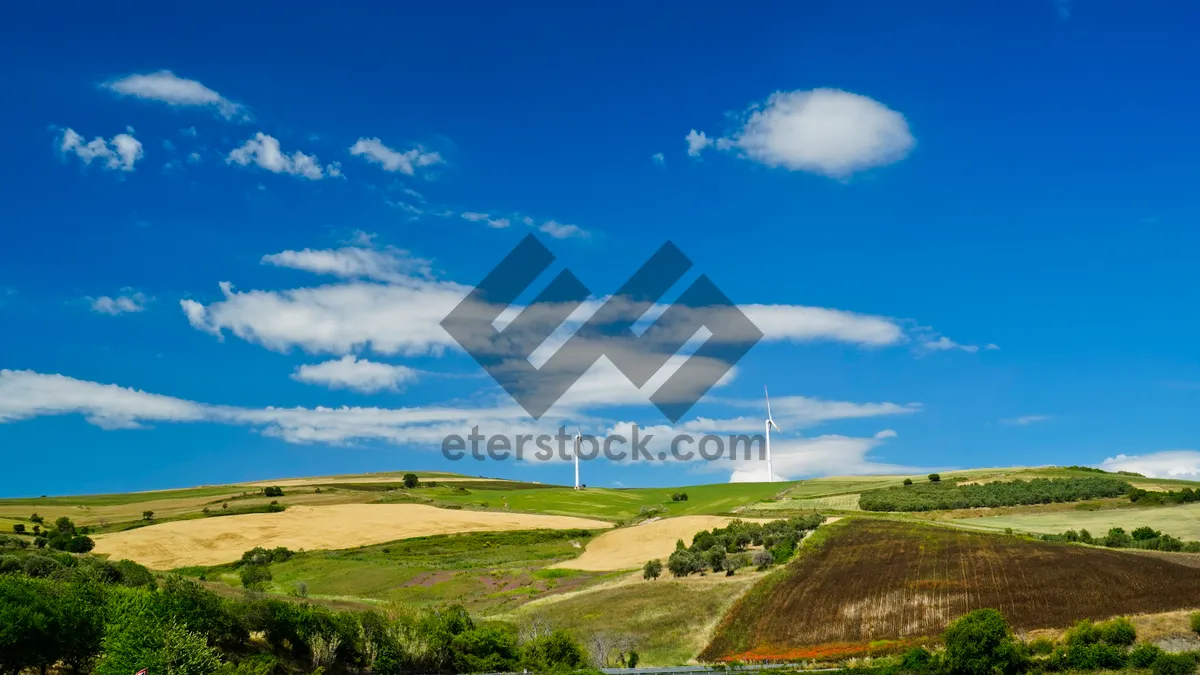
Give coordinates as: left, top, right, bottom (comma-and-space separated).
949, 501, 1200, 540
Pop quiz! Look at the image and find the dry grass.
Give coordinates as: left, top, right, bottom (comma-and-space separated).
93, 504, 611, 569
550, 516, 772, 572
239, 476, 503, 488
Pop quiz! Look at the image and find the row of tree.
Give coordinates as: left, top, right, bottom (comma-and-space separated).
859, 477, 1132, 512
1039, 525, 1200, 552
0, 547, 594, 675
900, 608, 1197, 675
7, 515, 96, 553
1128, 486, 1200, 506
647, 515, 826, 579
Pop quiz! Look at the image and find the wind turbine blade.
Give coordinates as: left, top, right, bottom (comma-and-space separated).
765, 385, 773, 421
770, 419, 782, 433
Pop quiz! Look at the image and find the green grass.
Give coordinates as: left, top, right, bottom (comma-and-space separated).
412, 481, 795, 521
948, 501, 1200, 540
0, 485, 249, 507
754, 494, 862, 511
178, 529, 613, 615
502, 575, 760, 666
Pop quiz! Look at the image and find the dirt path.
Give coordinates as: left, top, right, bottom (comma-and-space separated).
93, 504, 611, 569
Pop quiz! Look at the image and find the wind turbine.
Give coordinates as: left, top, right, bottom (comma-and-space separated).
573, 428, 582, 490
764, 386, 781, 483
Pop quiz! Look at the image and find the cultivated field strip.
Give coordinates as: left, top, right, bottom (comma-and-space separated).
702, 519, 1200, 661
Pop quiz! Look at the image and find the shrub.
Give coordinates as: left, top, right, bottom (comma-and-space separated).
903, 478, 914, 486
142, 511, 155, 522
942, 609, 1025, 675
403, 473, 420, 489
929, 473, 942, 483
901, 646, 933, 671
1028, 637, 1054, 655
1129, 643, 1165, 668
1097, 617, 1136, 646
1104, 527, 1133, 548
642, 559, 662, 580
239, 565, 272, 590
12, 524, 25, 534
263, 486, 284, 498
1191, 611, 1200, 635
520, 629, 589, 672
1152, 653, 1199, 675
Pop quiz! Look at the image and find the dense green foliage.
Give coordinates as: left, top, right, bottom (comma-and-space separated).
664, 515, 824, 578
1130, 485, 1200, 506
1040, 525, 1200, 552
942, 609, 1026, 675
0, 549, 593, 674
859, 477, 1132, 512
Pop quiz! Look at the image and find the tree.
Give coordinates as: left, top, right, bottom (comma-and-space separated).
520, 630, 588, 672
704, 546, 726, 573
752, 549, 774, 570
627, 651, 639, 668
240, 565, 272, 591
667, 549, 699, 577
642, 559, 662, 580
1104, 527, 1132, 548
11, 524, 24, 534
942, 609, 1025, 675
903, 478, 914, 486
142, 511, 155, 522
29, 513, 43, 525
928, 473, 942, 483
263, 486, 284, 498
403, 473, 420, 489
724, 552, 748, 576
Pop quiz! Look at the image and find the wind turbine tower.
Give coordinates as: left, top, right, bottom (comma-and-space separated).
573, 429, 582, 490
764, 386, 781, 483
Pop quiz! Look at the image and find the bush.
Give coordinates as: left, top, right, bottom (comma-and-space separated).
239, 564, 272, 590
1097, 617, 1136, 646
1028, 637, 1054, 655
1191, 611, 1200, 635
1152, 653, 1199, 675
751, 549, 774, 570
903, 478, 914, 486
403, 473, 420, 489
1129, 643, 1165, 668
929, 473, 941, 483
942, 609, 1025, 675
263, 486, 284, 497
642, 559, 662, 580
901, 646, 933, 671
520, 630, 589, 672
12, 524, 25, 534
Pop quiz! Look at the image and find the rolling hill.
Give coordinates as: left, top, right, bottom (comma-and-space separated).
701, 518, 1200, 662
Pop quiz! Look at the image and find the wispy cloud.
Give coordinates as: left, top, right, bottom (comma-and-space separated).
88, 290, 152, 316
103, 71, 247, 121
349, 137, 443, 175
1001, 414, 1053, 426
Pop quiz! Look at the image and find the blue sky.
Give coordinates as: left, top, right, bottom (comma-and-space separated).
4, 1, 1200, 497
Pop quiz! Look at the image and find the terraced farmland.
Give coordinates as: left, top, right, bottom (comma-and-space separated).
702, 518, 1200, 661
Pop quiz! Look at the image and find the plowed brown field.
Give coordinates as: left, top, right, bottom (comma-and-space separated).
702, 518, 1200, 662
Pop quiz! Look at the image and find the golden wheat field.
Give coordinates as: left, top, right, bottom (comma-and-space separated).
549, 516, 771, 571
93, 504, 612, 569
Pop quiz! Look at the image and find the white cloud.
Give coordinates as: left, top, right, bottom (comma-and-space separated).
461, 212, 511, 229
1098, 451, 1200, 479
741, 304, 904, 346
89, 290, 152, 315
652, 152, 666, 166
349, 138, 443, 175
874, 429, 898, 439
1001, 414, 1053, 426
292, 355, 418, 393
262, 244, 432, 282
227, 133, 340, 180
918, 335, 985, 354
539, 220, 588, 240
59, 128, 144, 172
187, 152, 202, 164
103, 70, 246, 121
727, 433, 922, 482
0, 370, 208, 429
689, 88, 914, 178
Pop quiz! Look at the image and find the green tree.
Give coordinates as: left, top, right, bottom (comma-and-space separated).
942, 609, 1025, 675
1152, 653, 1199, 675
0, 575, 58, 675
520, 630, 589, 672
704, 546, 726, 573
667, 549, 699, 577
263, 486, 284, 498
143, 511, 155, 522
928, 473, 941, 483
239, 564, 272, 591
11, 524, 24, 534
627, 651, 639, 668
642, 558, 662, 580
30, 513, 44, 524
403, 473, 420, 489
903, 478, 914, 486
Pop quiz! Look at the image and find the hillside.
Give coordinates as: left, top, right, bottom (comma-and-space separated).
701, 518, 1200, 662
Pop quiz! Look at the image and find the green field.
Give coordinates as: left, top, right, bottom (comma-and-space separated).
179, 529, 621, 615
754, 494, 862, 511
949, 501, 1200, 540
412, 481, 795, 521
502, 575, 760, 666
